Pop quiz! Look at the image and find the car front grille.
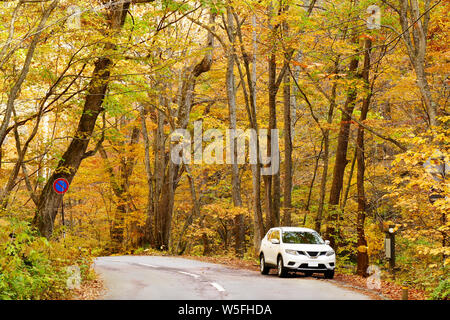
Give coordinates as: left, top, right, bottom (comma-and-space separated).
307, 251, 326, 257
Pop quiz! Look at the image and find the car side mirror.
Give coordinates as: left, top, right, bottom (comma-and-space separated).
325, 240, 330, 245
271, 239, 280, 244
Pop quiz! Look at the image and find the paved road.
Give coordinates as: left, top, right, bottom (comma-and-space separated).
94, 256, 371, 300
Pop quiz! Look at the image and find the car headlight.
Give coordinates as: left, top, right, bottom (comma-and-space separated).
326, 250, 335, 256
285, 249, 299, 255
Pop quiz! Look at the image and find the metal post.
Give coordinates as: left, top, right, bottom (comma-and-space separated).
402, 286, 408, 300
61, 200, 65, 226
385, 224, 396, 278
389, 224, 395, 276
61, 200, 65, 239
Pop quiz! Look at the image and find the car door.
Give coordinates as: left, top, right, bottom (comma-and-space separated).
262, 230, 274, 265
267, 229, 281, 265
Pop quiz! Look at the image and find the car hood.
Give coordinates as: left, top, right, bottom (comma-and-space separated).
282, 243, 333, 252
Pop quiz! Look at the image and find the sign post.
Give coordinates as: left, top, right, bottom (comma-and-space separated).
385, 224, 396, 278
53, 178, 69, 239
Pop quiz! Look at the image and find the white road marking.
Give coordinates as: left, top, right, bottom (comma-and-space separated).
210, 282, 226, 292
110, 260, 224, 293
111, 260, 158, 268
136, 262, 158, 268
177, 271, 200, 279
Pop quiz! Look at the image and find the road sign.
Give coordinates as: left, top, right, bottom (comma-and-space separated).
53, 178, 69, 194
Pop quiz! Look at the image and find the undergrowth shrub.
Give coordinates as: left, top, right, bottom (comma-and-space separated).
0, 218, 93, 299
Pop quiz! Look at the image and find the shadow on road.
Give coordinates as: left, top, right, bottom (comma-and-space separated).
265, 271, 328, 280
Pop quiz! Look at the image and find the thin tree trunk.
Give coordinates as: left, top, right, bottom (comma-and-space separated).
251, 14, 264, 245
233, 11, 265, 251
341, 148, 357, 212
224, 6, 244, 257
265, 49, 276, 228
356, 38, 372, 276
99, 121, 140, 249
398, 0, 436, 125
265, 12, 287, 229
176, 164, 201, 254
265, 2, 294, 230
315, 78, 337, 232
282, 47, 293, 226
305, 138, 323, 224
154, 105, 168, 249
140, 106, 155, 246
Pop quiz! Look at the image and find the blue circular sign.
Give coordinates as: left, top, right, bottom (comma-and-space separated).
53, 178, 69, 194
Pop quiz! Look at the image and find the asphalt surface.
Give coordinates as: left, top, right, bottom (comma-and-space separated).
94, 256, 371, 300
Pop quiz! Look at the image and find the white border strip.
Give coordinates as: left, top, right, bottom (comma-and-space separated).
178, 271, 201, 279
210, 282, 225, 292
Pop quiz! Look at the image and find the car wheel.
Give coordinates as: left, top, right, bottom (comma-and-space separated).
324, 270, 334, 279
277, 256, 287, 278
260, 254, 270, 275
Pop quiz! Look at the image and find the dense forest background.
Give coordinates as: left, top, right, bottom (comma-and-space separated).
0, 0, 448, 299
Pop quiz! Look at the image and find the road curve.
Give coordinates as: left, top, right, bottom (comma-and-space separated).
94, 256, 371, 300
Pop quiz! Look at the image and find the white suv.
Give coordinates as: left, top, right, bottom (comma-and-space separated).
259, 227, 335, 278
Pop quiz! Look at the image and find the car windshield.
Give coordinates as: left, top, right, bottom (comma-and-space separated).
282, 231, 324, 244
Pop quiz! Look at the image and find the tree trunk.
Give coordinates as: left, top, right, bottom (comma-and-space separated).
356, 38, 372, 276
224, 7, 244, 257
265, 3, 293, 230
99, 121, 140, 249
153, 12, 216, 250
234, 11, 265, 251
326, 55, 359, 248
34, 57, 112, 238
282, 58, 293, 227
398, 0, 436, 125
341, 148, 357, 212
32, 1, 130, 238
264, 51, 276, 228
140, 106, 155, 246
